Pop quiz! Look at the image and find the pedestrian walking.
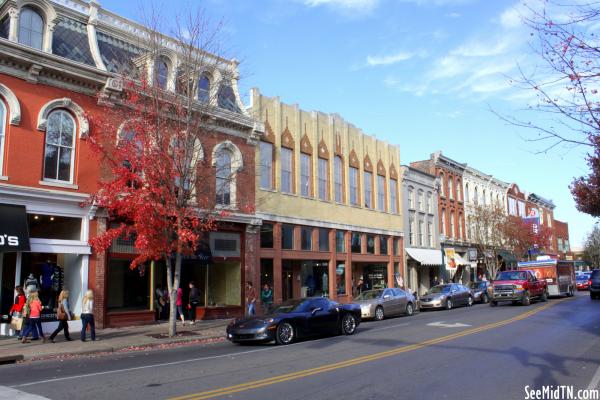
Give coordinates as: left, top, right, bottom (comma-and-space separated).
9, 286, 26, 338
80, 289, 96, 341
245, 281, 257, 316
21, 292, 45, 343
176, 287, 185, 324
260, 283, 273, 315
49, 290, 72, 343
188, 282, 200, 324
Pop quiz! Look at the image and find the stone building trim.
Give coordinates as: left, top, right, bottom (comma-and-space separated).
37, 97, 89, 138
0, 83, 21, 125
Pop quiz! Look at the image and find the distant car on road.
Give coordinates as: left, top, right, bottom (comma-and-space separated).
420, 284, 473, 310
490, 270, 547, 307
576, 273, 591, 291
226, 297, 361, 345
354, 288, 417, 321
590, 270, 600, 300
469, 281, 490, 304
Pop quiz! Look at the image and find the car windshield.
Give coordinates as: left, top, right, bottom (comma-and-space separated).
272, 299, 308, 314
428, 285, 450, 294
469, 282, 484, 289
577, 275, 588, 281
355, 290, 384, 300
496, 271, 527, 281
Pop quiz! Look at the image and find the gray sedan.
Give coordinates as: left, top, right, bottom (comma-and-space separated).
420, 284, 473, 310
354, 288, 417, 321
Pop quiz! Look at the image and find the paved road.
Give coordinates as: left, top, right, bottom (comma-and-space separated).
0, 293, 598, 400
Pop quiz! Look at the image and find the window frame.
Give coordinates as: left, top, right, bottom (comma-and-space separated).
0, 100, 6, 175
280, 147, 294, 194
377, 174, 386, 212
334, 155, 344, 203
42, 109, 77, 184
390, 178, 398, 214
300, 152, 312, 197
349, 166, 359, 206
364, 170, 373, 209
259, 141, 274, 190
318, 157, 329, 201
18, 6, 44, 50
215, 148, 232, 206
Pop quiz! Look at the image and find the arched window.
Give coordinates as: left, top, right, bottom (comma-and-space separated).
215, 148, 232, 205
465, 183, 470, 204
474, 187, 479, 204
408, 186, 414, 209
439, 173, 445, 197
154, 56, 169, 89
482, 189, 487, 205
448, 176, 454, 199
0, 101, 6, 173
43, 110, 75, 182
198, 74, 210, 103
18, 7, 44, 50
456, 179, 461, 201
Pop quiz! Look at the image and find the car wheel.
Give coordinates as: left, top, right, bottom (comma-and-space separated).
482, 294, 489, 304
522, 292, 531, 306
340, 314, 357, 335
445, 299, 453, 310
540, 290, 548, 302
374, 306, 384, 321
467, 296, 473, 307
490, 300, 498, 307
275, 322, 295, 345
405, 303, 414, 316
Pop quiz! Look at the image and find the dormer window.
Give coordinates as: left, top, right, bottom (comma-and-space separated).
198, 74, 210, 103
18, 7, 44, 50
154, 56, 169, 89
217, 84, 239, 112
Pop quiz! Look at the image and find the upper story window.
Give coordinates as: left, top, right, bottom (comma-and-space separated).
334, 156, 343, 203
428, 220, 434, 247
217, 84, 240, 112
482, 189, 487, 205
215, 148, 232, 205
19, 7, 44, 50
0, 101, 5, 174
280, 147, 293, 194
407, 186, 414, 209
417, 189, 424, 211
518, 200, 526, 217
509, 197, 517, 215
458, 213, 463, 239
418, 220, 424, 246
441, 208, 447, 236
43, 110, 76, 183
259, 141, 273, 190
197, 74, 210, 103
427, 191, 433, 213
448, 176, 454, 199
154, 56, 169, 89
450, 211, 455, 238
465, 183, 470, 204
409, 214, 415, 246
456, 180, 462, 201
318, 157, 328, 201
0, 16, 9, 39
439, 173, 445, 197
300, 153, 311, 197
474, 187, 479, 205
364, 171, 373, 209
390, 178, 398, 214
349, 166, 359, 206
377, 175, 386, 211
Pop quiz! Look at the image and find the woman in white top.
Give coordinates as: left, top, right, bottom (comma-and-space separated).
80, 289, 96, 341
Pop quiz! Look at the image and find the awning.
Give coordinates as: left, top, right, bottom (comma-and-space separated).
406, 247, 443, 266
0, 204, 30, 252
454, 252, 472, 266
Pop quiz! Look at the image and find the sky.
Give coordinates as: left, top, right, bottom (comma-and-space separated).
101, 0, 597, 248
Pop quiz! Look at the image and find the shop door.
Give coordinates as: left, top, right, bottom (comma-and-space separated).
282, 264, 294, 301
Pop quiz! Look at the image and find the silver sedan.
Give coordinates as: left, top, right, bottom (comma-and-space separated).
354, 288, 417, 321
420, 284, 473, 310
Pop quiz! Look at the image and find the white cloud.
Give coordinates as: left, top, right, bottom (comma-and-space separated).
366, 51, 413, 66
446, 12, 461, 18
303, 0, 379, 11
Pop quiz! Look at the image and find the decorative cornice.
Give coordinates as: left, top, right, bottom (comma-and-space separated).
300, 132, 313, 155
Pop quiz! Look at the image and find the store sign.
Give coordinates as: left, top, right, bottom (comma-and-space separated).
0, 204, 30, 252
444, 248, 457, 270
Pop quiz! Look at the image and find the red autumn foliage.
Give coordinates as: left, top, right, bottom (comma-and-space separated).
571, 134, 600, 217
503, 215, 554, 260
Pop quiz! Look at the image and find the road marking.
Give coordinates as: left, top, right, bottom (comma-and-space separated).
170, 299, 567, 400
368, 322, 410, 332
427, 321, 472, 328
0, 386, 50, 400
588, 365, 600, 390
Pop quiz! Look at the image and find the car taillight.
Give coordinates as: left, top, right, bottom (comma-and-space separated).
589, 279, 593, 286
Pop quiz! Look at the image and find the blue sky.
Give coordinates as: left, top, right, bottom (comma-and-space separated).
102, 0, 596, 247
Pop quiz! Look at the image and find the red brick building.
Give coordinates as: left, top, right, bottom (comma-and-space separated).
553, 219, 572, 260
0, 0, 261, 330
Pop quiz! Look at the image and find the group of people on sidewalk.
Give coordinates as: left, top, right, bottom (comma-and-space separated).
9, 286, 96, 344
154, 282, 202, 324
245, 281, 273, 316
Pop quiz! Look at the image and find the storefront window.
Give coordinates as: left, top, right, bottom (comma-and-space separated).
260, 259, 273, 287
207, 261, 241, 306
380, 236, 388, 255
0, 252, 17, 316
301, 227, 313, 250
28, 214, 82, 240
366, 235, 375, 254
319, 228, 329, 251
336, 262, 346, 295
260, 223, 274, 248
300, 261, 328, 297
394, 238, 400, 256
336, 231, 346, 253
108, 258, 150, 311
351, 233, 362, 253
282, 224, 294, 250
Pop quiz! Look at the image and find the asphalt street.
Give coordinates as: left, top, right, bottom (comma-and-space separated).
0, 292, 598, 400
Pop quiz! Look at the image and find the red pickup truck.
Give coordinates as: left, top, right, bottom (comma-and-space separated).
489, 269, 548, 307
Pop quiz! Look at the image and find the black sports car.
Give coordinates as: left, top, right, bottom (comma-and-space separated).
226, 297, 361, 345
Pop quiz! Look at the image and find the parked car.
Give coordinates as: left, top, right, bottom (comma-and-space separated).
469, 281, 490, 303
226, 297, 361, 345
420, 284, 473, 310
576, 273, 591, 291
355, 288, 417, 321
590, 270, 600, 300
490, 270, 547, 307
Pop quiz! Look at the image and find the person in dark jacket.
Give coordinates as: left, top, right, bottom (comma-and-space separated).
49, 290, 72, 342
188, 282, 200, 324
260, 283, 273, 315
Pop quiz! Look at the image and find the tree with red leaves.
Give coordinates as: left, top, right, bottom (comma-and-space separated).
87, 10, 252, 337
502, 215, 554, 262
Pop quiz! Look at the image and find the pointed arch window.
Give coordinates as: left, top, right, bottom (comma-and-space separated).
216, 149, 232, 205
43, 110, 76, 182
19, 7, 44, 50
198, 74, 210, 103
154, 56, 169, 89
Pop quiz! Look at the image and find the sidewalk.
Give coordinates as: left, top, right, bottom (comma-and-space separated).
0, 319, 231, 362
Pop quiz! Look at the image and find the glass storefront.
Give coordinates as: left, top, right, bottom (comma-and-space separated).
107, 258, 151, 311
300, 261, 329, 297
336, 262, 346, 295
353, 263, 388, 291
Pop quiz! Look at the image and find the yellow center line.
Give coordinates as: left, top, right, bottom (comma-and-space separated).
169, 298, 568, 400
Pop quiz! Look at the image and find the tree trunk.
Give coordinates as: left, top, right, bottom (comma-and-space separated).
166, 253, 182, 338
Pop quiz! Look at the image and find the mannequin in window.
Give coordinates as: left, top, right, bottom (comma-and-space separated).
24, 274, 39, 296
40, 261, 54, 308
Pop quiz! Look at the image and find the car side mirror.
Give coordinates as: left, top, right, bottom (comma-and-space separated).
311, 307, 323, 315
383, 295, 391, 300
